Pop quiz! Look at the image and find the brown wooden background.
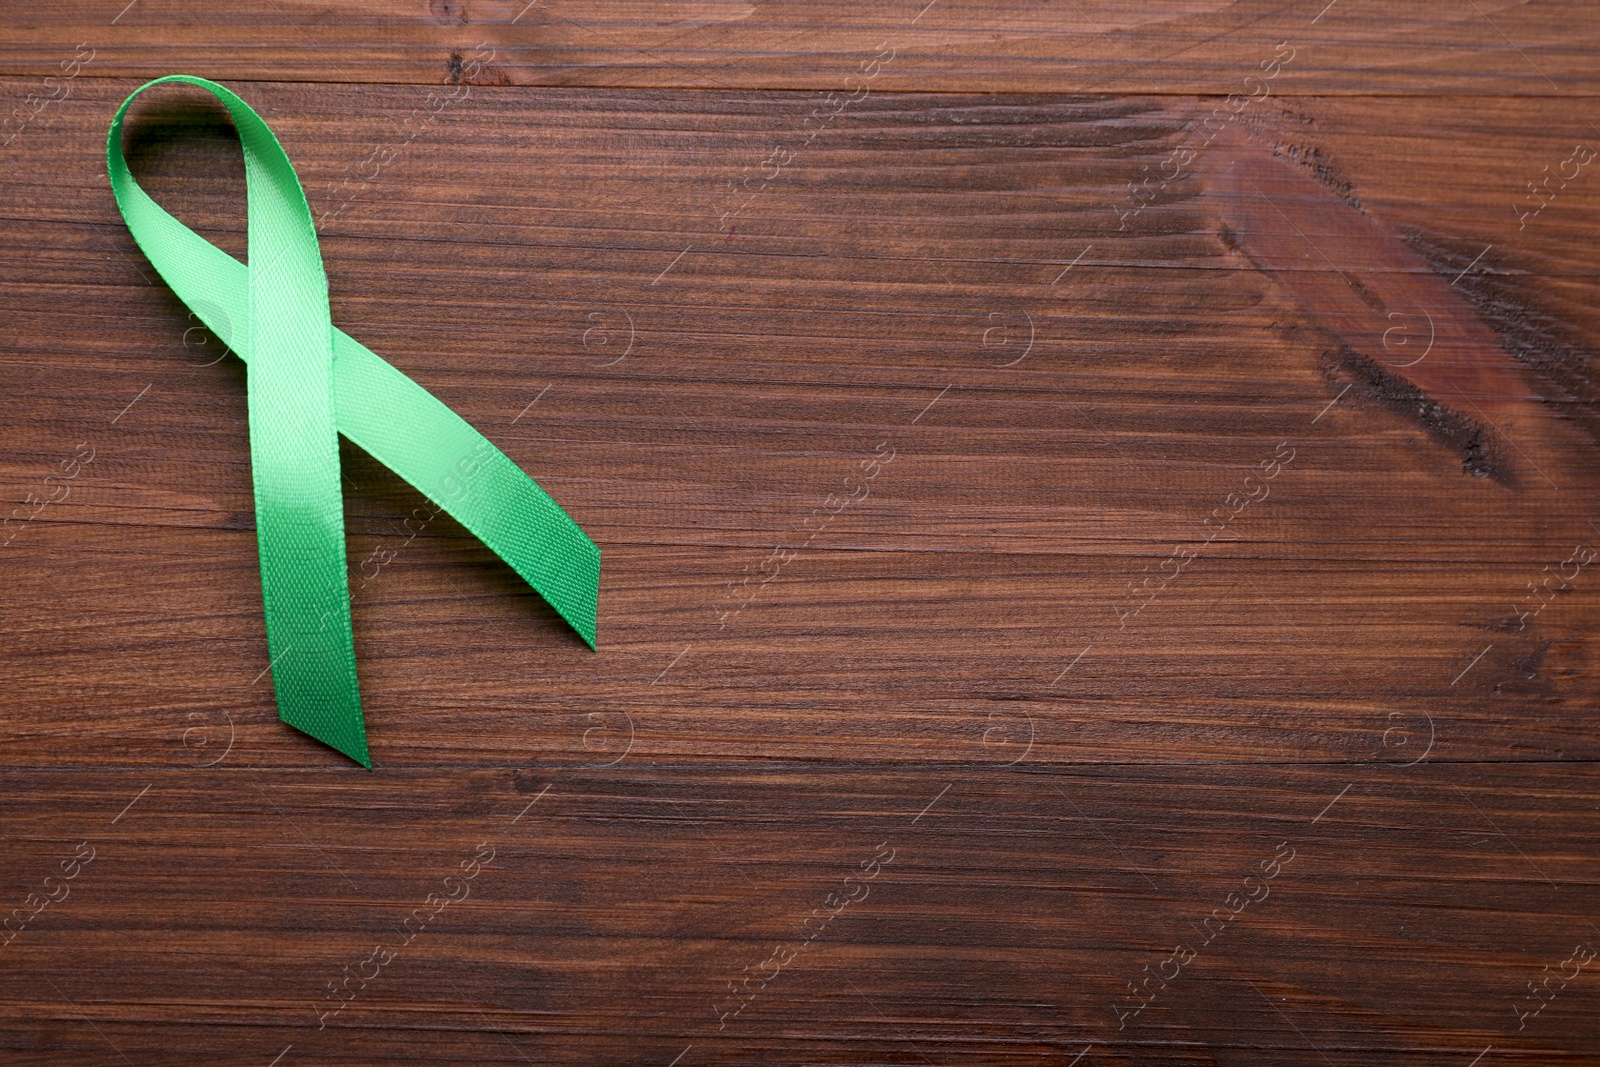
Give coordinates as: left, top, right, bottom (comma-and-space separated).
2, 1, 1598, 1064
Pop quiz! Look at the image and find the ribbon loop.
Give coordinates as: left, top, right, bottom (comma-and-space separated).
108, 76, 600, 767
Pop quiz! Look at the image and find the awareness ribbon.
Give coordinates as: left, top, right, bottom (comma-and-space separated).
107, 76, 600, 767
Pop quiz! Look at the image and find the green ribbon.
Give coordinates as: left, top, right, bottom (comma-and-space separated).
107, 76, 599, 767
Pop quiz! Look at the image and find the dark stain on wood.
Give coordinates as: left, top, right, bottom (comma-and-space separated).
1208, 123, 1556, 482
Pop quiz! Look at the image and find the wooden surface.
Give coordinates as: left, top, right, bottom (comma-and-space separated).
2, 2, 1599, 1064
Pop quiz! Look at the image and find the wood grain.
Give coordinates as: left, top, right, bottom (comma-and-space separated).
1, 764, 1595, 1064
2, 0, 1598, 94
2, 7, 1599, 1064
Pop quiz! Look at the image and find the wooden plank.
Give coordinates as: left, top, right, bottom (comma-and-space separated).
0, 764, 1594, 1063
0, 0, 1597, 94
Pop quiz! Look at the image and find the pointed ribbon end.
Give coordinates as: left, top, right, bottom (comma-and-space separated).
281, 709, 372, 768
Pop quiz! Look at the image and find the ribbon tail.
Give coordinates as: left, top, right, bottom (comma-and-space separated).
332, 331, 601, 649
233, 83, 370, 767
